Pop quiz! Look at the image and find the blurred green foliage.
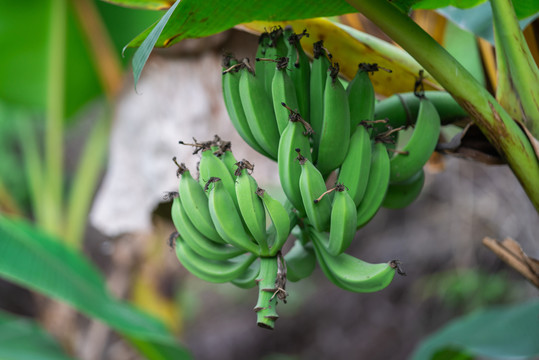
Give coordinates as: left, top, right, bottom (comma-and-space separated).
416, 269, 522, 312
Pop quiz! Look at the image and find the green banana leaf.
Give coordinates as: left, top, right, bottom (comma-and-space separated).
0, 215, 191, 360
0, 309, 74, 360
436, 2, 538, 44
0, 0, 160, 118
112, 0, 538, 87
411, 300, 539, 360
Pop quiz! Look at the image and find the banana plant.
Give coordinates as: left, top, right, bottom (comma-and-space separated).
104, 0, 539, 353
116, 0, 539, 213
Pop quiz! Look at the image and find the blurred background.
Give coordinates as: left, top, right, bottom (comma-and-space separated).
0, 1, 538, 359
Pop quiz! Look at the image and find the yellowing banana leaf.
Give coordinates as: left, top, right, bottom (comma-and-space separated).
240, 18, 442, 96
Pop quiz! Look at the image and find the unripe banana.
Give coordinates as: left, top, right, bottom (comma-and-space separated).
327, 184, 358, 256
284, 239, 316, 282
198, 147, 238, 208
277, 108, 313, 215
382, 169, 425, 209
231, 258, 261, 289
356, 141, 390, 229
337, 124, 372, 207
311, 229, 397, 293
373, 90, 467, 136
235, 161, 269, 255
174, 234, 257, 283
254, 32, 270, 92
215, 140, 238, 178
389, 96, 441, 182
260, 28, 289, 96
347, 63, 376, 133
207, 177, 260, 254
261, 28, 281, 95
256, 187, 291, 256
274, 26, 292, 57
286, 30, 311, 122
238, 62, 280, 160
175, 161, 225, 244
271, 57, 300, 134
310, 40, 331, 162
171, 196, 244, 260
297, 149, 331, 232
222, 56, 271, 158
316, 64, 351, 176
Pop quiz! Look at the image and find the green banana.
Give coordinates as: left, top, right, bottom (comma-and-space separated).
174, 234, 257, 283
337, 124, 372, 207
215, 140, 238, 178
254, 32, 270, 92
347, 63, 376, 133
316, 64, 351, 176
175, 162, 225, 244
238, 62, 280, 160
277, 108, 313, 215
261, 28, 281, 95
297, 149, 331, 232
171, 196, 244, 260
356, 141, 391, 229
254, 255, 283, 330
327, 184, 357, 256
256, 187, 291, 256
389, 96, 441, 182
272, 57, 300, 134
310, 40, 331, 162
259, 28, 289, 96
286, 30, 311, 122
198, 146, 238, 208
222, 56, 271, 158
373, 91, 468, 135
235, 162, 269, 255
207, 177, 260, 254
382, 169, 425, 209
273, 26, 291, 57
284, 239, 316, 282
311, 230, 397, 293
231, 258, 261, 289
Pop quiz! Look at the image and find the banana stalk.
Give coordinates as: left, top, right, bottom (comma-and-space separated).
491, 0, 539, 138
254, 256, 283, 330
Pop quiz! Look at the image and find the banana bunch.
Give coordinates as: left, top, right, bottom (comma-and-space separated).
168, 26, 444, 329
170, 137, 293, 329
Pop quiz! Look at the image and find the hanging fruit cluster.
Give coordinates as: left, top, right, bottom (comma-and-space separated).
169, 26, 441, 329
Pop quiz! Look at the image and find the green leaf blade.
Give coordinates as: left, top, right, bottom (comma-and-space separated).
0, 216, 191, 359
0, 309, 75, 360
129, 0, 180, 88
412, 300, 539, 360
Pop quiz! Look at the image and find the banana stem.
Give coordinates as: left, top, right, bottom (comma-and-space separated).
345, 0, 539, 213
64, 109, 110, 248
44, 0, 67, 236
491, 0, 539, 137
254, 256, 280, 329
